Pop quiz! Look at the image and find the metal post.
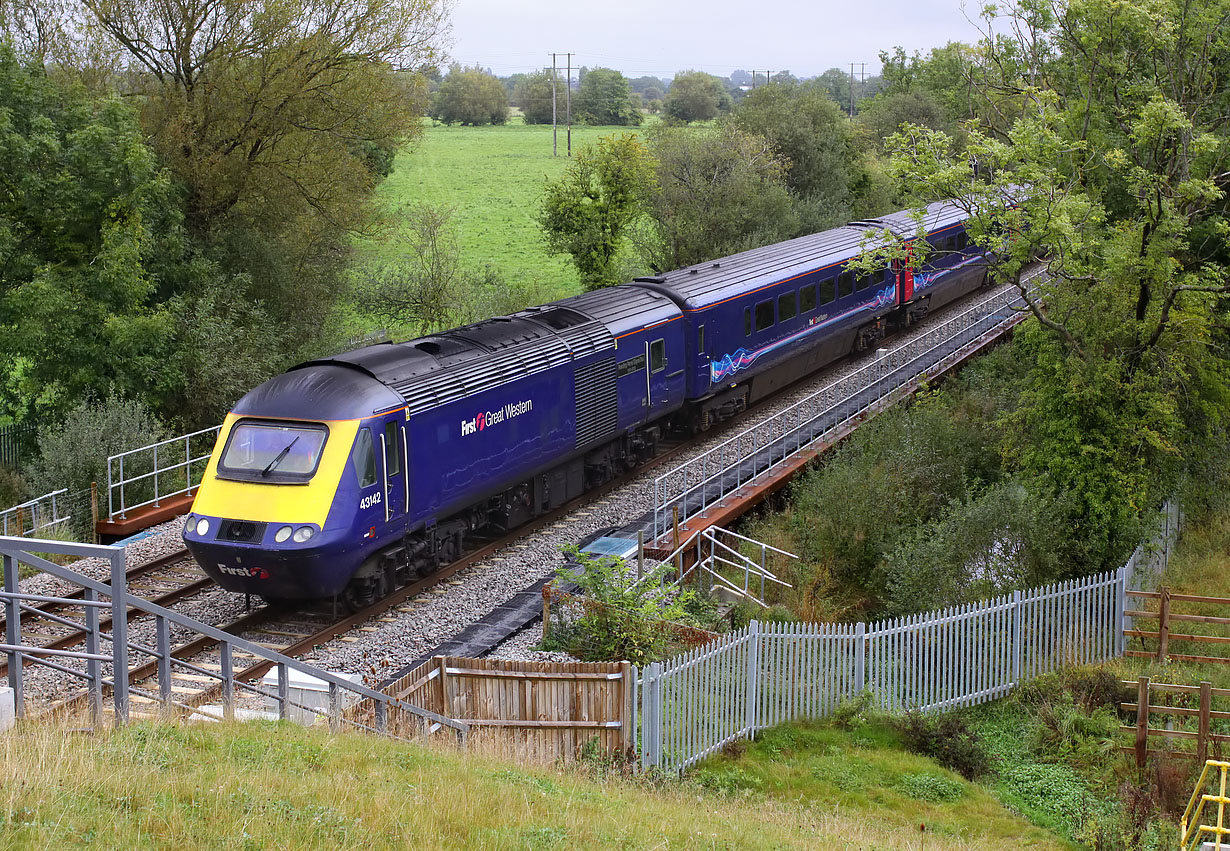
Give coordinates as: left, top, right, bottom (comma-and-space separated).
110, 548, 129, 724
118, 455, 126, 520
156, 615, 172, 714
329, 682, 341, 734
3, 552, 23, 717
1116, 565, 1128, 657
277, 662, 289, 720
745, 620, 760, 736
221, 642, 234, 721
376, 699, 387, 734
153, 443, 160, 507
854, 622, 866, 693
1011, 589, 1023, 686
84, 586, 102, 722
637, 530, 644, 582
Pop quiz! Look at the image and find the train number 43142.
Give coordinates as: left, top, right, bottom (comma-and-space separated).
359, 492, 382, 510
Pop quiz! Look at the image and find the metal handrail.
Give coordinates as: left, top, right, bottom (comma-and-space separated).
0, 488, 69, 537
1183, 760, 1230, 851
652, 276, 1040, 539
1, 535, 468, 739
107, 425, 220, 521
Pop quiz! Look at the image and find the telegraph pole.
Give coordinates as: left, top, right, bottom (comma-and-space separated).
565, 53, 573, 156
551, 53, 558, 156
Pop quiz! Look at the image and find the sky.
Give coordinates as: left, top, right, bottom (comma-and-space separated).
445, 0, 988, 81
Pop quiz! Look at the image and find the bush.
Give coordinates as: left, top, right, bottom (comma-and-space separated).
895, 711, 990, 780
28, 393, 169, 497
0, 465, 28, 508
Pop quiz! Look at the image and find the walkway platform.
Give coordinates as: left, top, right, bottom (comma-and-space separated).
95, 492, 195, 539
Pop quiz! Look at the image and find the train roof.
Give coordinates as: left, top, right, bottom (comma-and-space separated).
629, 225, 873, 310
861, 200, 970, 236
236, 282, 682, 420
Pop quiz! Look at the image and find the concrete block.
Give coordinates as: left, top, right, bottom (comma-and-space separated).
0, 686, 14, 733
259, 669, 363, 726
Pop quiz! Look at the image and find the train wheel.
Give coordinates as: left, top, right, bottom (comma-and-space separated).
340, 574, 380, 613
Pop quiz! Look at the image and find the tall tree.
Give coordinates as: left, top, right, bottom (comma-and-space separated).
513, 69, 559, 124
538, 134, 656, 288
663, 70, 730, 123
643, 123, 797, 269
573, 67, 641, 126
869, 0, 1230, 569
0, 47, 180, 420
733, 81, 861, 227
431, 64, 509, 125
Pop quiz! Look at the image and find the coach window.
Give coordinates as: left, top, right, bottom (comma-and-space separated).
957, 231, 968, 250
744, 307, 752, 336
384, 421, 401, 476
800, 284, 817, 312
353, 428, 377, 488
778, 291, 797, 321
698, 325, 705, 354
650, 338, 666, 373
755, 299, 774, 332
838, 270, 854, 298
855, 273, 872, 292
819, 278, 835, 305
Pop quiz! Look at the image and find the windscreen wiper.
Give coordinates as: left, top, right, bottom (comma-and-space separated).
261, 436, 300, 476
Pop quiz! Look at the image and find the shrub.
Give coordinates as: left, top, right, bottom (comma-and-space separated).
0, 465, 28, 508
28, 393, 169, 497
895, 711, 991, 780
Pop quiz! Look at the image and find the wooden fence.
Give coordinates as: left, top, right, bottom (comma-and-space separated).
1121, 677, 1230, 766
369, 656, 635, 763
1125, 587, 1230, 666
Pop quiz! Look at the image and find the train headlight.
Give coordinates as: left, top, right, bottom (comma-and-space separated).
292, 526, 315, 543
274, 525, 293, 543
195, 518, 210, 536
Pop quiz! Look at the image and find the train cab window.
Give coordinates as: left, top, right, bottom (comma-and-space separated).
217, 420, 329, 483
778, 291, 797, 321
384, 421, 401, 476
755, 299, 775, 332
838, 270, 854, 298
819, 278, 836, 305
698, 325, 705, 354
650, 338, 666, 373
744, 307, 752, 336
800, 284, 817, 312
353, 428, 377, 488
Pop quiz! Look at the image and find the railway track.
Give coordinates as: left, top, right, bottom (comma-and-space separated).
34, 279, 1026, 718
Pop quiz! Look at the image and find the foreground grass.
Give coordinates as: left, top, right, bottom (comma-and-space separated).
370, 122, 637, 302
694, 719, 1072, 850
0, 718, 1067, 850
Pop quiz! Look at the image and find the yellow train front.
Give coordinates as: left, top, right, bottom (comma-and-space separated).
184, 360, 411, 607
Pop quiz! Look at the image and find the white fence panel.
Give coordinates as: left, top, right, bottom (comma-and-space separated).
640, 502, 1180, 773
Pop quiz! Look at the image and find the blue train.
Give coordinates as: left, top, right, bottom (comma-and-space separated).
184, 201, 989, 608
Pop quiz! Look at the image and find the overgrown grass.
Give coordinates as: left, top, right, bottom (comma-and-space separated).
366, 122, 648, 303
693, 718, 1073, 849
0, 717, 1075, 850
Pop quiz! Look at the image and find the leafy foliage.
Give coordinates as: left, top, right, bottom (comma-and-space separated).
27, 393, 168, 497
642, 122, 797, 270
895, 711, 991, 780
573, 68, 640, 126
538, 134, 656, 289
662, 71, 731, 123
545, 550, 698, 664
431, 65, 509, 126
512, 70, 560, 125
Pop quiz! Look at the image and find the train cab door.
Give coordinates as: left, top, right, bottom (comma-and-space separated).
378, 418, 407, 523
645, 335, 684, 416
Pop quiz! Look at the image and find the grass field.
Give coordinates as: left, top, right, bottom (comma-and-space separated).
367, 121, 648, 304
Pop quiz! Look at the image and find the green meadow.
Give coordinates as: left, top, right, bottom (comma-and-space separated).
368, 120, 646, 303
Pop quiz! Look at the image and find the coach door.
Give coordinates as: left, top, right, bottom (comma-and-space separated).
378, 418, 408, 522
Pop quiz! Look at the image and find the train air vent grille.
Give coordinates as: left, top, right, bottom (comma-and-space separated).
574, 357, 617, 449
218, 520, 267, 543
